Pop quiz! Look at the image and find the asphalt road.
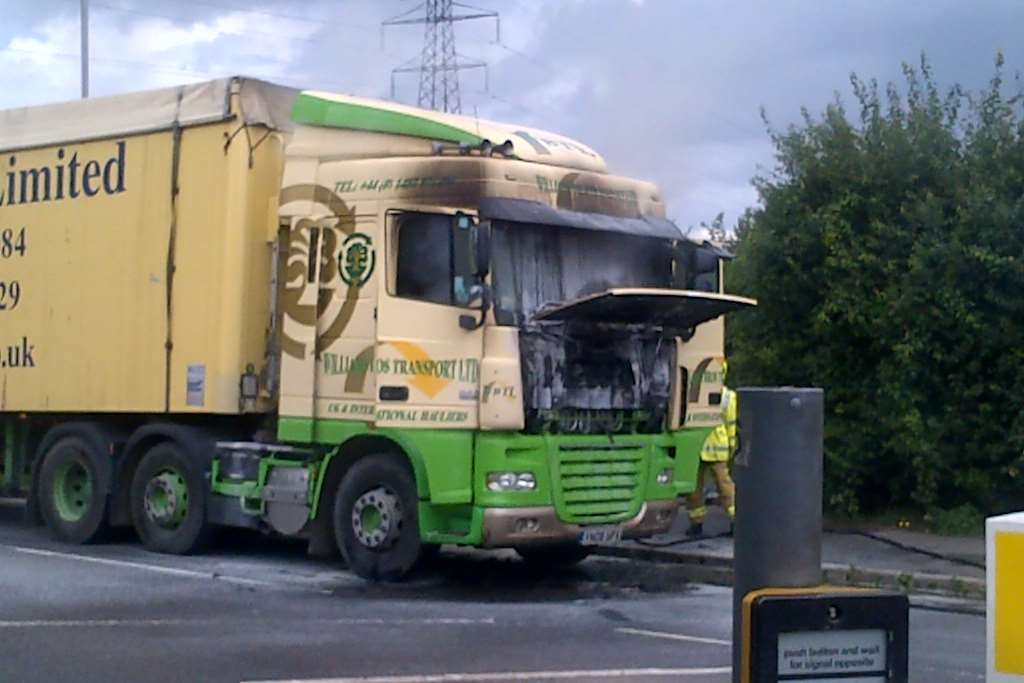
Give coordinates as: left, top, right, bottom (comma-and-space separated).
0, 501, 985, 683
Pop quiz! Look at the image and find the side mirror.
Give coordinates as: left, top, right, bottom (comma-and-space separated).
693, 248, 719, 276
454, 213, 491, 278
473, 219, 491, 278
459, 284, 491, 331
673, 242, 721, 292
454, 214, 492, 331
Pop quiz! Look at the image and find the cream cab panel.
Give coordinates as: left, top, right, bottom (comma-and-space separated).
374, 207, 485, 429
479, 326, 525, 431
675, 317, 726, 430
278, 209, 380, 422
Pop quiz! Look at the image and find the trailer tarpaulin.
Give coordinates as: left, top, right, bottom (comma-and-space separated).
0, 77, 297, 152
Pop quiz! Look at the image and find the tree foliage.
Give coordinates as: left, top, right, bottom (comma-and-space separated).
727, 55, 1024, 516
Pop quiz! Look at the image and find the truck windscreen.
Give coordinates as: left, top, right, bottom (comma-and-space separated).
491, 221, 673, 326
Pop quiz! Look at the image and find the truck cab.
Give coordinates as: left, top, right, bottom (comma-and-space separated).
266, 91, 754, 576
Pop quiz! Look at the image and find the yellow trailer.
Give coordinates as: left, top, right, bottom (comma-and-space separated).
0, 80, 290, 414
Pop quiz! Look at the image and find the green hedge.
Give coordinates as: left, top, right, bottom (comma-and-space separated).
727, 55, 1024, 517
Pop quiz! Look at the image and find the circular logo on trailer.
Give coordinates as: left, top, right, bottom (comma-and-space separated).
339, 232, 375, 287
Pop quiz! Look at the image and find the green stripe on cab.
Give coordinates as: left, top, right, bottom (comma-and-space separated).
291, 94, 485, 145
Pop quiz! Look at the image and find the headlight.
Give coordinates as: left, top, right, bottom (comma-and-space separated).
487, 472, 537, 491
656, 468, 674, 485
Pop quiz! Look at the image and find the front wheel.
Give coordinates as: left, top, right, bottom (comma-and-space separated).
130, 442, 210, 555
333, 454, 427, 581
516, 543, 592, 568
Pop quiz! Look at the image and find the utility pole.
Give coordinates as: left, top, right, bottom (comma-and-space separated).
80, 0, 89, 98
382, 1, 498, 114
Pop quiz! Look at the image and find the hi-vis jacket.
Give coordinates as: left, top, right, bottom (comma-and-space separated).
700, 387, 738, 463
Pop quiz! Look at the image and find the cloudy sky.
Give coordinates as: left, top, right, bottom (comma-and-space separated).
3, 0, 1023, 229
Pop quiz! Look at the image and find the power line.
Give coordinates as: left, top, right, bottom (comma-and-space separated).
15, 0, 364, 27
180, 0, 370, 29
3, 2, 408, 101
0, 44, 352, 92
90, 2, 411, 69
494, 39, 551, 75
1, 44, 214, 80
91, 2, 350, 47
466, 88, 542, 120
87, 2, 413, 69
80, 0, 89, 97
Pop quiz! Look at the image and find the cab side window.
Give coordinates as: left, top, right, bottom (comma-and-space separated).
396, 213, 455, 305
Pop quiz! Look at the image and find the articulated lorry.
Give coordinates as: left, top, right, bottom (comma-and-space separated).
0, 77, 754, 579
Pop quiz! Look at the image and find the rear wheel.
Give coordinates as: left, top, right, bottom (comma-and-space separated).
131, 442, 210, 554
38, 436, 109, 543
333, 454, 427, 581
516, 543, 591, 568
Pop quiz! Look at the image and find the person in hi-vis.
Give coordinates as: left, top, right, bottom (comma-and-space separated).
686, 362, 737, 537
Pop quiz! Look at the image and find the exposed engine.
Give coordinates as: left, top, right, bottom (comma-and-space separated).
519, 322, 673, 434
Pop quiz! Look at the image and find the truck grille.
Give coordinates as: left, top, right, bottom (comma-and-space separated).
554, 443, 645, 525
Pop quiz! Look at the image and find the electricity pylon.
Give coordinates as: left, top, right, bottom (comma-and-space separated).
383, 1, 498, 114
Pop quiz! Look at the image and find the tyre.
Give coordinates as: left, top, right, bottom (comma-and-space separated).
130, 442, 211, 555
38, 436, 109, 544
515, 542, 592, 568
332, 453, 428, 581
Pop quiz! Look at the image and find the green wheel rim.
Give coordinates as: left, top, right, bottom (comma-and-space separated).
143, 467, 190, 530
53, 458, 93, 523
360, 505, 383, 533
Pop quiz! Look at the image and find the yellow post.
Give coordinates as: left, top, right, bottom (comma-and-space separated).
989, 513, 1024, 680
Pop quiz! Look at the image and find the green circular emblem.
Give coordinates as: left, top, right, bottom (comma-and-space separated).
339, 232, 376, 287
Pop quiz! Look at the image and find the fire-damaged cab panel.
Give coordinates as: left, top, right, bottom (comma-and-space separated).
532, 288, 756, 329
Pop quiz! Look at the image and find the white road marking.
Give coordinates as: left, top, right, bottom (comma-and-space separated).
322, 618, 496, 625
0, 617, 496, 629
0, 619, 191, 628
615, 627, 731, 646
4, 544, 311, 592
244, 668, 732, 683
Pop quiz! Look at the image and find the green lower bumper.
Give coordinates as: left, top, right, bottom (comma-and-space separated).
418, 430, 700, 545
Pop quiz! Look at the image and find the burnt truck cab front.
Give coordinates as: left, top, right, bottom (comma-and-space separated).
467, 209, 753, 547
275, 90, 755, 553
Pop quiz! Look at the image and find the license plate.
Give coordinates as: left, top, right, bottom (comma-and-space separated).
579, 525, 623, 545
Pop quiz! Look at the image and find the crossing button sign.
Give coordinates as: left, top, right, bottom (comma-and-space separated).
740, 588, 907, 683
778, 628, 886, 681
